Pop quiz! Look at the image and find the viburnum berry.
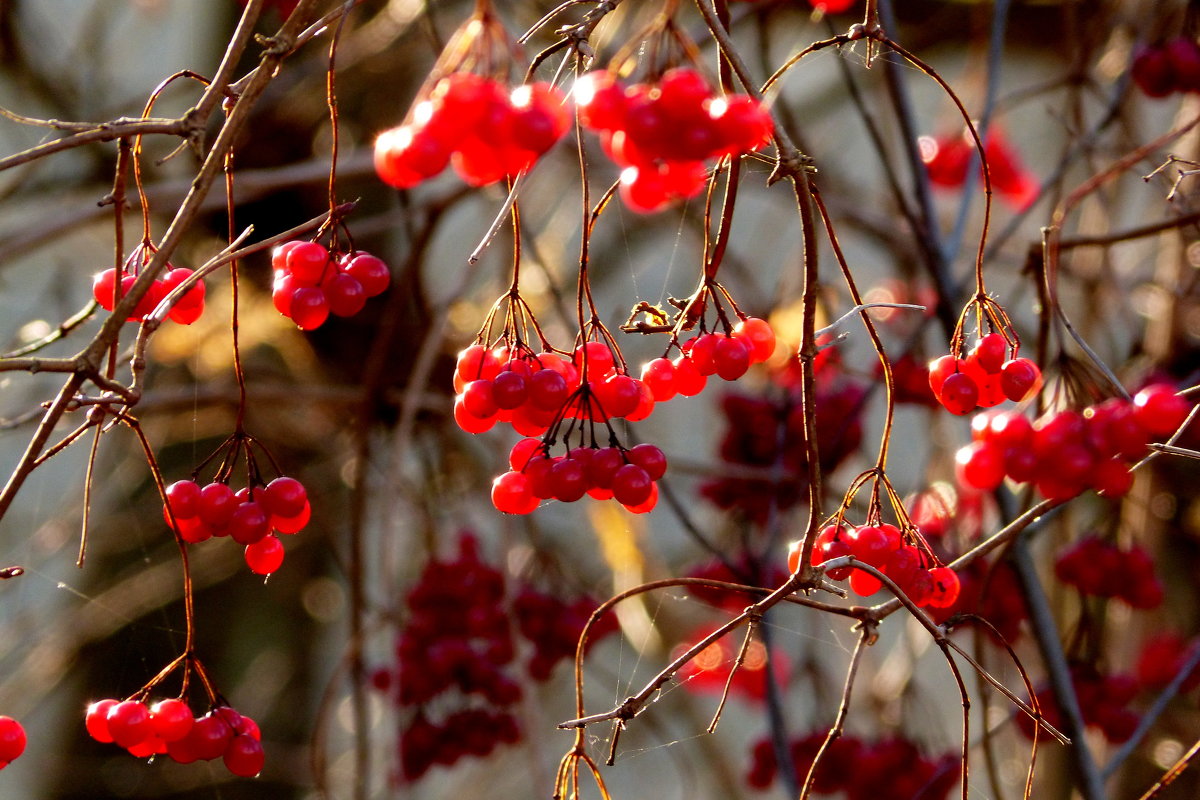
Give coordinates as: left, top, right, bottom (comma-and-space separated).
492, 471, 538, 514
245, 535, 285, 575
223, 734, 265, 777
149, 699, 194, 743
938, 372, 979, 415
86, 699, 119, 743
0, 717, 25, 766
106, 700, 153, 750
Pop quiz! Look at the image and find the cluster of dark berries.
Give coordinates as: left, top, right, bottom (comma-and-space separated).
86, 699, 263, 777
0, 717, 25, 770
271, 241, 390, 330
701, 351, 865, 524
746, 731, 959, 799
1054, 535, 1163, 609
163, 476, 309, 575
1131, 37, 1200, 98
795, 523, 961, 608
492, 437, 667, 515
919, 129, 1037, 209
1136, 632, 1200, 694
928, 333, 1042, 415
512, 587, 618, 681
954, 383, 1193, 500
575, 68, 773, 212
375, 75, 569, 189
1016, 669, 1140, 744
399, 710, 520, 782
93, 265, 206, 324
374, 535, 616, 781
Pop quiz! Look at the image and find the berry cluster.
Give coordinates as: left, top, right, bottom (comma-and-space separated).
0, 717, 25, 770
928, 333, 1042, 415
513, 587, 617, 680
746, 731, 959, 799
93, 265, 206, 324
1131, 37, 1200, 98
1053, 535, 1164, 609
919, 128, 1037, 209
374, 75, 569, 189
270, 241, 390, 331
575, 68, 773, 213
163, 476, 309, 575
492, 437, 667, 515
1016, 669, 1140, 744
375, 535, 616, 781
1135, 632, 1200, 693
794, 524, 961, 608
701, 351, 865, 524
954, 383, 1193, 500
85, 698, 263, 776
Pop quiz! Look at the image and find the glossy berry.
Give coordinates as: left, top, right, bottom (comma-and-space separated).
0, 717, 25, 765
107, 700, 152, 749
223, 734, 265, 777
245, 535, 285, 575
86, 699, 119, 743
149, 699, 194, 743
492, 471, 538, 515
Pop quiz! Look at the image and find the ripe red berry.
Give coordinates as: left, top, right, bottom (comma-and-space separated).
164, 479, 202, 520
733, 317, 776, 364
640, 357, 679, 401
223, 734, 265, 777
955, 441, 1006, 491
713, 336, 751, 381
289, 287, 330, 330
198, 482, 237, 529
671, 355, 707, 397
925, 567, 961, 608
1132, 383, 1191, 437
339, 253, 390, 297
325, 273, 367, 317
271, 499, 311, 534
107, 700, 153, 749
492, 471, 538, 514
1000, 358, 1042, 402
627, 443, 668, 481
261, 477, 307, 519
86, 699, 119, 743
228, 501, 271, 545
939, 372, 979, 415
189, 712, 233, 761
971, 333, 1008, 374
0, 717, 26, 765
611, 464, 653, 506
245, 535, 285, 575
149, 699, 194, 743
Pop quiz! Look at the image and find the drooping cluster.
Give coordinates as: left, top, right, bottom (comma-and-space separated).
575, 67, 773, 212
795, 524, 961, 608
85, 698, 263, 776
1016, 669, 1140, 744
746, 731, 959, 799
920, 128, 1037, 209
374, 534, 616, 782
700, 349, 865, 524
953, 383, 1194, 500
1053, 534, 1163, 609
492, 437, 667, 515
928, 333, 1042, 415
374, 75, 570, 189
92, 265, 206, 324
270, 241, 391, 330
455, 317, 776, 516
163, 476, 309, 575
1131, 37, 1200, 98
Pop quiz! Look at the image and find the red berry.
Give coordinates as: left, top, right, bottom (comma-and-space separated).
927, 354, 959, 397
939, 372, 979, 415
1132, 383, 1191, 437
228, 501, 271, 545
733, 317, 775, 364
549, 458, 588, 503
627, 443, 667, 481
955, 441, 1006, 491
86, 699, 118, 743
245, 535, 285, 575
261, 477, 307, 519
641, 357, 678, 401
508, 437, 544, 471
150, 699, 194, 743
491, 471, 538, 514
289, 287, 330, 330
671, 355, 707, 397
1000, 358, 1042, 402
325, 273, 367, 317
164, 479, 202, 520
0, 718, 23, 764
622, 481, 659, 514
271, 499, 311, 534
339, 253, 390, 297
971, 333, 1008, 374
189, 713, 233, 761
925, 567, 961, 608
107, 700, 153, 749
223, 734, 265, 777
713, 336, 751, 381
284, 241, 330, 285
611, 464, 652, 506
199, 482, 237, 528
